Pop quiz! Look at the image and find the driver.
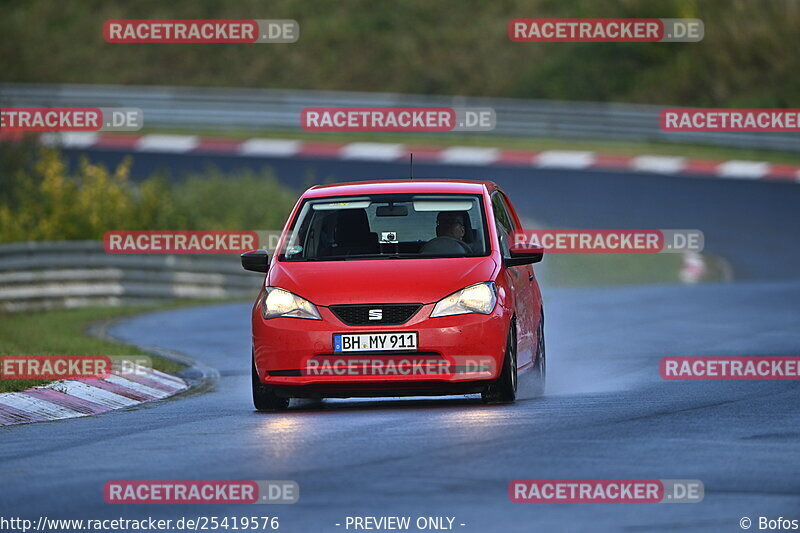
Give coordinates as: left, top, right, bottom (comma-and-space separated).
420, 211, 471, 255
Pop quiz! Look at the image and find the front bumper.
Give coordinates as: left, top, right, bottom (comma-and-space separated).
252, 301, 508, 394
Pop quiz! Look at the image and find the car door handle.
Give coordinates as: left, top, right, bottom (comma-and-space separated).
528, 274, 534, 281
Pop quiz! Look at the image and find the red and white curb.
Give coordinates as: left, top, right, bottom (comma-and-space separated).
2, 132, 799, 182
0, 366, 187, 426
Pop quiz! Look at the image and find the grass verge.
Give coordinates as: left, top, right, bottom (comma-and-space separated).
539, 252, 729, 288
0, 302, 205, 394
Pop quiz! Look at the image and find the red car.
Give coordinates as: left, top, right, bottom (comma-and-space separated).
241, 179, 545, 410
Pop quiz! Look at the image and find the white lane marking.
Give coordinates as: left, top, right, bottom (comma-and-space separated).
631, 155, 686, 174
438, 147, 500, 165
0, 392, 84, 420
40, 132, 99, 149
340, 142, 405, 161
48, 380, 139, 408
238, 138, 301, 157
137, 134, 199, 153
716, 160, 769, 179
104, 374, 170, 399
135, 368, 187, 389
535, 150, 595, 169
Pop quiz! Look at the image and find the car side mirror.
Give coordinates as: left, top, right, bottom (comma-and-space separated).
505, 242, 544, 267
241, 249, 270, 273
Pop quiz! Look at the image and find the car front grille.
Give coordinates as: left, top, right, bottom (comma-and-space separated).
329, 303, 422, 326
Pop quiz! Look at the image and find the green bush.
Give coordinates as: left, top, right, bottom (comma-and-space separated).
0, 146, 297, 242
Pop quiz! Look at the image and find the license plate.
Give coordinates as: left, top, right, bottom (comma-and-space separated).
333, 332, 418, 353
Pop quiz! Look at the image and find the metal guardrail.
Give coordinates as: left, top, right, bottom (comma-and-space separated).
1, 83, 798, 152
0, 241, 261, 312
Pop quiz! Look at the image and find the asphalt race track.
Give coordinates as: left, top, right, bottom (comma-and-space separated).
2, 153, 799, 532
61, 148, 800, 280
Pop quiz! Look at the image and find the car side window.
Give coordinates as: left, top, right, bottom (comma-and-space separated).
499, 194, 519, 231
492, 193, 513, 257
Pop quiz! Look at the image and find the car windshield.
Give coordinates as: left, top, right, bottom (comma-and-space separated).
279, 193, 489, 261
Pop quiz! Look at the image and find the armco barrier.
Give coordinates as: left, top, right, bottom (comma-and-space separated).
0, 241, 261, 312
0, 83, 797, 152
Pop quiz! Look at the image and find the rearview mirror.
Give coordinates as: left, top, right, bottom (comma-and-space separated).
241, 249, 270, 273
376, 205, 408, 217
505, 242, 544, 266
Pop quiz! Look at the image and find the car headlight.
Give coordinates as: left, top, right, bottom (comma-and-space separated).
430, 282, 497, 318
262, 287, 321, 320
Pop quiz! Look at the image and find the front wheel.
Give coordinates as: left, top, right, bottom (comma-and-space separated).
252, 353, 289, 411
482, 322, 517, 404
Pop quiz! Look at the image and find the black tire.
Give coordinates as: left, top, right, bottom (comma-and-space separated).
252, 353, 289, 411
531, 309, 546, 397
482, 322, 518, 404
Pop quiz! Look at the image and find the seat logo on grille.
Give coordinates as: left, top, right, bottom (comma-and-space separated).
368, 309, 383, 321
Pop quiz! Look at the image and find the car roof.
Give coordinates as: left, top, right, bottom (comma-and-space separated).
302, 179, 499, 198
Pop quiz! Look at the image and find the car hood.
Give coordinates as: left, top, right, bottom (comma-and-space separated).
268, 256, 499, 306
